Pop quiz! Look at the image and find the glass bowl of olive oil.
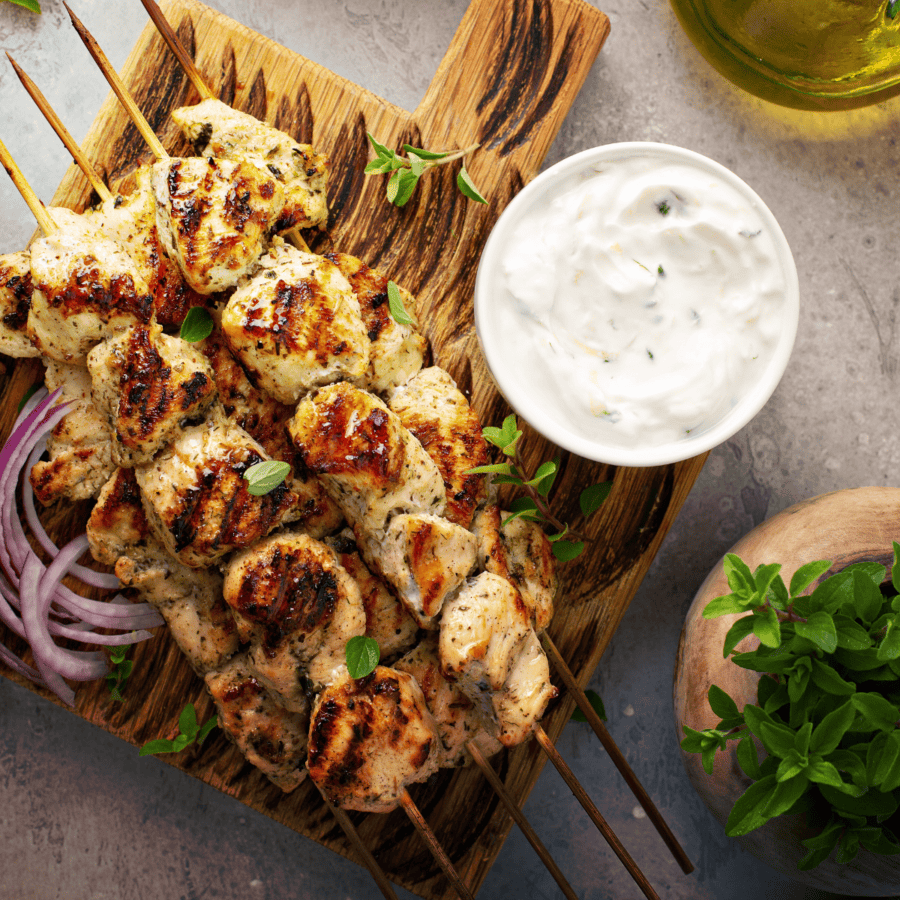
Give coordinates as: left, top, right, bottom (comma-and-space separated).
671, 0, 900, 109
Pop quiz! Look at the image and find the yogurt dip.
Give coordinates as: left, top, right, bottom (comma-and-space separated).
475, 143, 799, 466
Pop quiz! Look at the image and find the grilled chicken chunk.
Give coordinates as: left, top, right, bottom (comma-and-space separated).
223, 532, 366, 706
395, 637, 502, 768
323, 252, 426, 393
440, 572, 556, 747
365, 512, 477, 630
29, 360, 116, 504
288, 381, 446, 537
135, 407, 297, 568
28, 215, 154, 363
472, 503, 557, 633
0, 251, 40, 358
307, 664, 441, 812
205, 653, 308, 792
152, 155, 285, 295
388, 366, 488, 528
221, 242, 369, 403
172, 98, 328, 232
87, 467, 238, 674
198, 328, 342, 536
88, 323, 217, 467
88, 165, 209, 326
325, 529, 418, 660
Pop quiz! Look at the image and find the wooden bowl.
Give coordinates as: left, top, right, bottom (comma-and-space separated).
673, 487, 900, 895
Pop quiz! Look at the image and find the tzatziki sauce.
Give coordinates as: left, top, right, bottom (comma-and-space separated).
487, 151, 791, 454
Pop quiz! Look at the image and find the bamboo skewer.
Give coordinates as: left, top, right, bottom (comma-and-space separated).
321, 795, 400, 900
540, 632, 694, 874
534, 724, 661, 900
137, 0, 215, 102
6, 53, 113, 204
0, 136, 57, 236
63, 3, 169, 161
466, 740, 580, 900
399, 788, 476, 900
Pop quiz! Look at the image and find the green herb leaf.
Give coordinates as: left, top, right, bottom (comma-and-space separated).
551, 539, 585, 562
139, 703, 217, 757
809, 700, 856, 755
759, 720, 798, 759
725, 774, 778, 836
789, 560, 832, 597
810, 659, 856, 696
5, 0, 41, 11
179, 306, 214, 342
367, 132, 393, 158
887, 0, 899, 20
794, 610, 838, 654
386, 280, 416, 326
851, 570, 885, 624
723, 615, 756, 657
874, 730, 900, 787
703, 595, 751, 619
851, 692, 899, 732
528, 459, 558, 493
877, 615, 900, 661
196, 715, 218, 747
457, 164, 487, 204
579, 481, 612, 516
178, 702, 198, 739
401, 144, 450, 160
753, 605, 782, 649
407, 151, 426, 178
571, 688, 606, 723
243, 460, 290, 496
723, 554, 756, 597
707, 684, 740, 721
736, 735, 761, 779
139, 738, 178, 757
834, 614, 874, 651
345, 635, 380, 679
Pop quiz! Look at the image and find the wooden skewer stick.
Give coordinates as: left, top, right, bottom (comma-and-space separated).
0, 135, 56, 236
137, 0, 216, 101
320, 795, 400, 900
6, 53, 113, 204
540, 633, 694, 875
399, 788, 476, 900
63, 2, 169, 161
466, 741, 580, 900
533, 724, 661, 900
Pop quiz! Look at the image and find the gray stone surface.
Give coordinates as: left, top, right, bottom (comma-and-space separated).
0, 0, 897, 898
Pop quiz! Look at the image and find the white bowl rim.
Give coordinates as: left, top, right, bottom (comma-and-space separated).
474, 140, 801, 467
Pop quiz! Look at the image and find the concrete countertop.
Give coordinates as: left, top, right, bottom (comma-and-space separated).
1, 1, 897, 899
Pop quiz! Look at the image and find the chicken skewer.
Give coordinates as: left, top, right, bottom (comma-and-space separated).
6, 53, 113, 205
540, 632, 694, 875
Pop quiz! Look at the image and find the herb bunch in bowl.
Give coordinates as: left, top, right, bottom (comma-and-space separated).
682, 544, 900, 869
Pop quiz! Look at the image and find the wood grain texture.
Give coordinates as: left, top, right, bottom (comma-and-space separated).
0, 1, 707, 897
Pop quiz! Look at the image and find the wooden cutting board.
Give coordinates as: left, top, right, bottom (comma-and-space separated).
0, 1, 707, 897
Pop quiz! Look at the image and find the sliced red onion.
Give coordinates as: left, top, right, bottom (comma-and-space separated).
0, 387, 163, 703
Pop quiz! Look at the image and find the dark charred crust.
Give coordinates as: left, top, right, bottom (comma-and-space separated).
0, 262, 33, 333
227, 544, 341, 646
39, 257, 153, 324
87, 468, 149, 538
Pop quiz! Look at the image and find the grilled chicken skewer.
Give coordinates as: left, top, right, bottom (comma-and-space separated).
65, 3, 286, 296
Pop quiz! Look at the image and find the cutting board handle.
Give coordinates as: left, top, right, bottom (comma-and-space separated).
415, 0, 609, 178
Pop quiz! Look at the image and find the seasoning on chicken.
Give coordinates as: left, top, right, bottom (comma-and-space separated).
205, 652, 308, 792
307, 664, 441, 812
27, 212, 154, 363
388, 366, 489, 528
172, 98, 328, 233
287, 381, 445, 537
367, 512, 477, 630
135, 406, 298, 568
395, 637, 502, 768
29, 360, 116, 504
440, 572, 557, 747
323, 251, 426, 393
87, 467, 238, 674
472, 503, 557, 633
87, 322, 217, 466
88, 165, 209, 326
151, 155, 285, 295
0, 251, 40, 358
198, 328, 342, 537
221, 242, 369, 404
325, 529, 418, 660
222, 532, 365, 706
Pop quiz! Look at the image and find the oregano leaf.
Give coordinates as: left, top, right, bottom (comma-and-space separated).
707, 684, 740, 721
725, 774, 778, 836
345, 635, 380, 679
794, 610, 838, 654
386, 280, 416, 326
243, 460, 291, 496
179, 306, 214, 343
457, 164, 487, 203
571, 689, 606, 723
579, 481, 612, 516
789, 560, 832, 597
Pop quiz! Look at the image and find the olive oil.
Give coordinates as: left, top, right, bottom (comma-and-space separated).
670, 0, 900, 109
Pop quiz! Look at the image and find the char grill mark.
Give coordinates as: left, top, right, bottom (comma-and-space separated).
39, 260, 152, 323
0, 265, 32, 332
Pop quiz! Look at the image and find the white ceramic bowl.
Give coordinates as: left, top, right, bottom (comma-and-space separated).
474, 141, 800, 467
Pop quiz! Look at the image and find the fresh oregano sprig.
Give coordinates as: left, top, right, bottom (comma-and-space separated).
346, 635, 380, 679
467, 414, 611, 562
387, 280, 416, 327
139, 702, 217, 757
681, 541, 900, 869
3, 0, 41, 11
179, 306, 214, 343
105, 644, 133, 703
365, 133, 487, 207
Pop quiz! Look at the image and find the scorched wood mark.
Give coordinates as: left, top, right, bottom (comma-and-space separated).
242, 68, 269, 122
315, 113, 370, 237
216, 43, 238, 107
273, 83, 315, 146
